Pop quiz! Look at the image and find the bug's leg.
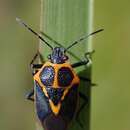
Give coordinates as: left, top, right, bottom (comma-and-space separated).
71, 60, 89, 68
79, 76, 97, 86
72, 50, 95, 68
30, 51, 43, 67
26, 52, 43, 102
25, 88, 34, 101
84, 50, 95, 57
30, 51, 43, 75
76, 92, 88, 127
79, 76, 90, 82
30, 51, 39, 65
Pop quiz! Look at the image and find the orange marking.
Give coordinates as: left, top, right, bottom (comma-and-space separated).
53, 66, 58, 88
33, 61, 80, 115
61, 88, 69, 100
34, 67, 49, 97
49, 100, 61, 115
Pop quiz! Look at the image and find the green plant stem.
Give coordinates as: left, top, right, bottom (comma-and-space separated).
37, 0, 94, 130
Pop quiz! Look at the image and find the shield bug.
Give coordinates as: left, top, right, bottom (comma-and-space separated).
16, 18, 103, 130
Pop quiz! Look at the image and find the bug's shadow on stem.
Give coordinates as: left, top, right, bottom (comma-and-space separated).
70, 66, 92, 130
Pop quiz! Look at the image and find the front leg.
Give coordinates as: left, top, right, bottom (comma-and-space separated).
71, 50, 95, 68
79, 76, 90, 82
26, 51, 43, 102
71, 60, 89, 68
30, 51, 43, 75
79, 76, 97, 87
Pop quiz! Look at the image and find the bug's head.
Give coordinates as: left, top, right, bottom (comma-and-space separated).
48, 47, 68, 64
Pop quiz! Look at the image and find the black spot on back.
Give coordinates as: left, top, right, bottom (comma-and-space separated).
58, 67, 74, 87
46, 87, 64, 105
40, 66, 55, 86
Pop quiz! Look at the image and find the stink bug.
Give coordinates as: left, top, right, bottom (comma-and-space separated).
16, 18, 103, 130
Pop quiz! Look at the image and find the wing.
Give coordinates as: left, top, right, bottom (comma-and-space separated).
60, 84, 79, 123
34, 81, 51, 123
34, 81, 68, 130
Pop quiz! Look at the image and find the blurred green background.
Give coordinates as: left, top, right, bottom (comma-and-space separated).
0, 0, 130, 130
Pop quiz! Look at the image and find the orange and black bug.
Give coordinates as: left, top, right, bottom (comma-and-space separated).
16, 18, 103, 130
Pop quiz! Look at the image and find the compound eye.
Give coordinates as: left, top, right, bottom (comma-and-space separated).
58, 67, 74, 87
40, 66, 55, 86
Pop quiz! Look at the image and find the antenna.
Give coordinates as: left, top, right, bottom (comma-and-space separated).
16, 17, 53, 50
65, 29, 104, 51
40, 31, 65, 48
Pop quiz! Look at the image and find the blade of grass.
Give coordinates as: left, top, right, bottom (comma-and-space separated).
37, 0, 94, 130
